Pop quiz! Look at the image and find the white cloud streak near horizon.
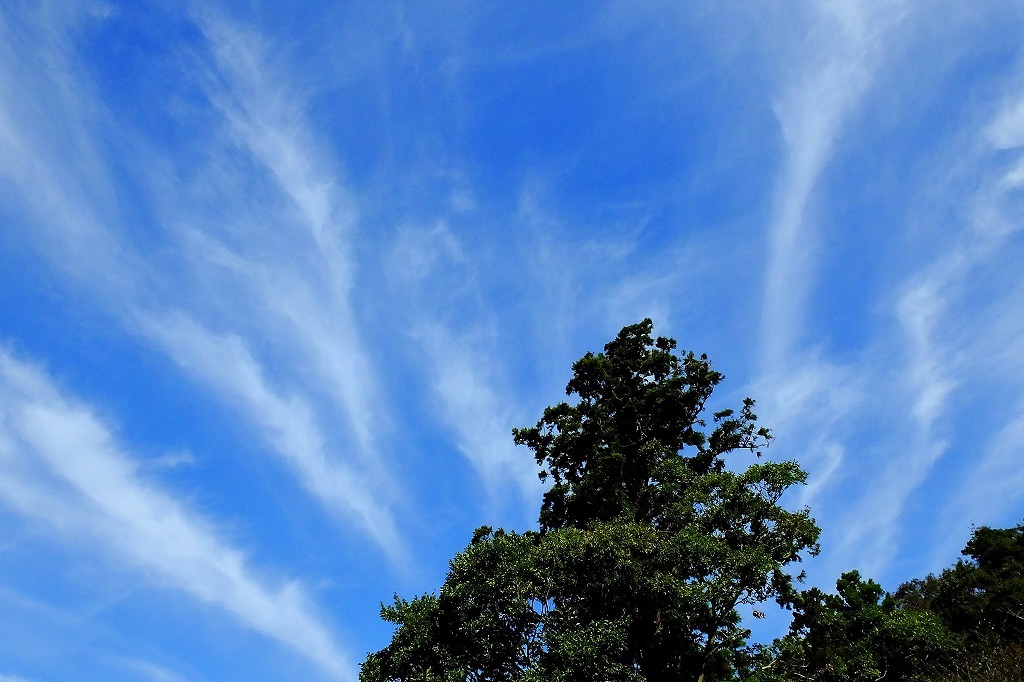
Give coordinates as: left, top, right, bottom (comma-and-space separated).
0, 349, 354, 681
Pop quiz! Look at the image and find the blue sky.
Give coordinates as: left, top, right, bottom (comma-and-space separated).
1, 1, 1024, 679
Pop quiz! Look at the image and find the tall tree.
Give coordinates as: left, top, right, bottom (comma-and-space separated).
361, 320, 820, 682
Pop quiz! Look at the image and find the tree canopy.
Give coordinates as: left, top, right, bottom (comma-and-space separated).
361, 320, 820, 682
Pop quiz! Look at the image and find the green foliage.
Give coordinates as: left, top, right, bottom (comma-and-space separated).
753, 524, 1024, 682
893, 524, 1024, 681
895, 523, 1024, 645
361, 530, 544, 681
751, 572, 961, 682
361, 320, 820, 682
513, 320, 774, 533
938, 641, 1024, 682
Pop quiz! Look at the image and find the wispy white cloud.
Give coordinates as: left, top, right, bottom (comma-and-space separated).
172, 10, 403, 511
141, 312, 404, 562
196, 14, 359, 249
147, 450, 197, 470
118, 658, 194, 682
386, 222, 542, 508
830, 278, 956, 576
0, 4, 127, 294
751, 350, 864, 517
0, 4, 403, 559
0, 674, 32, 682
744, 0, 1024, 582
0, 350, 353, 680
752, 4, 909, 536
986, 90, 1024, 151
418, 321, 541, 506
952, 411, 1024, 527
187, 11, 382, 455
929, 82, 1024, 542
761, 0, 904, 373
897, 281, 956, 432
819, 54, 1024, 578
